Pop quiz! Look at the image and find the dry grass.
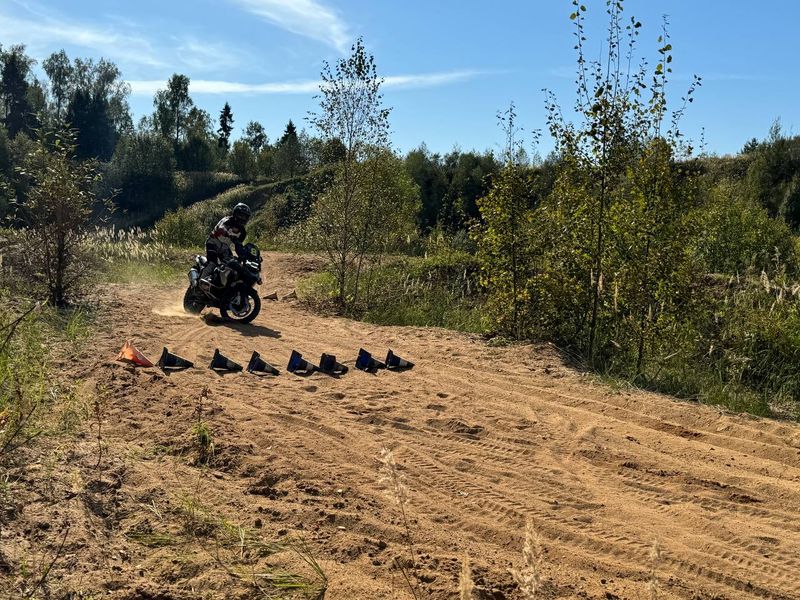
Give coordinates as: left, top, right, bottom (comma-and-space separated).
87, 226, 173, 263
648, 538, 663, 600
511, 519, 543, 599
459, 553, 475, 600
378, 444, 422, 599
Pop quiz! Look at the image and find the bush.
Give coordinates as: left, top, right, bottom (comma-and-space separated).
153, 168, 336, 250
692, 180, 798, 275
105, 133, 176, 227
154, 184, 259, 247
175, 171, 241, 207
0, 298, 49, 461
12, 130, 106, 306
301, 249, 484, 332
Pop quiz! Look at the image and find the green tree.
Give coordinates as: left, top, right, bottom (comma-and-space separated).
307, 150, 419, 306
65, 88, 114, 160
153, 74, 193, 147
540, 1, 701, 365
217, 102, 234, 151
273, 120, 307, 178
745, 121, 800, 228
243, 120, 267, 152
404, 145, 447, 231
228, 139, 257, 179
178, 107, 218, 171
308, 37, 392, 304
42, 50, 74, 121
15, 129, 106, 305
0, 45, 36, 138
105, 132, 176, 223
475, 103, 536, 337
0, 124, 12, 218
440, 149, 499, 230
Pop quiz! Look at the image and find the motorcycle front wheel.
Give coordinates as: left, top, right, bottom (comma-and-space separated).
183, 286, 206, 315
220, 287, 260, 324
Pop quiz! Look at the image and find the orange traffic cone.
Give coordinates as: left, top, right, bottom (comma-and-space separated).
116, 340, 154, 367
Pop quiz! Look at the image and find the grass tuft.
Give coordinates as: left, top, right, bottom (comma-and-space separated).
511, 519, 543, 599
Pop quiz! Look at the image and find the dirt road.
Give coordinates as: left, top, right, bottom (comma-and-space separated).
34, 252, 800, 599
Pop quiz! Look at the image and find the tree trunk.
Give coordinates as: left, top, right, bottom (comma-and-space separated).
587, 166, 607, 364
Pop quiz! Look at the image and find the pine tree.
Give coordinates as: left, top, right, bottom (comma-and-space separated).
274, 120, 305, 178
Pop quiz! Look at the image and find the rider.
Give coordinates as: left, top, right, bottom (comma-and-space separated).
204, 202, 252, 284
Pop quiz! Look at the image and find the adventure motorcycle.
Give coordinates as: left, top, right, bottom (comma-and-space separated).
183, 243, 262, 323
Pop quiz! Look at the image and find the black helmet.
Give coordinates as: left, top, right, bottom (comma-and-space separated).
232, 203, 252, 224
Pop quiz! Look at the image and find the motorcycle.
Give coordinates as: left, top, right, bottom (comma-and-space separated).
183, 243, 263, 323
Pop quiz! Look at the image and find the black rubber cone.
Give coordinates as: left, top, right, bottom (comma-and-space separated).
209, 349, 243, 372
385, 349, 414, 371
287, 350, 316, 375
247, 351, 279, 375
355, 348, 385, 372
319, 353, 348, 376
157, 347, 193, 370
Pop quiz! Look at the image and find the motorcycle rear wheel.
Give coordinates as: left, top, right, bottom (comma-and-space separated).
220, 287, 260, 324
183, 286, 206, 315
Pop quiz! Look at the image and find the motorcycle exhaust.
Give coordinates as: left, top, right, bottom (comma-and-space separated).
188, 268, 199, 288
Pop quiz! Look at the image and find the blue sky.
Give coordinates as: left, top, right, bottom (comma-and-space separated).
0, 0, 797, 156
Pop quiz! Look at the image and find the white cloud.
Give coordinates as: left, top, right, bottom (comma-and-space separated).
383, 71, 483, 89
128, 70, 485, 96
0, 1, 247, 74
230, 0, 350, 52
0, 12, 165, 68
174, 38, 249, 72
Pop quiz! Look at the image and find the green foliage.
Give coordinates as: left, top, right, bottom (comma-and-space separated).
217, 102, 234, 152
175, 171, 241, 207
0, 44, 36, 138
175, 107, 221, 171
13, 129, 106, 306
66, 87, 115, 160
273, 120, 308, 179
105, 132, 176, 226
153, 73, 193, 146
301, 250, 484, 332
745, 120, 800, 228
227, 140, 257, 180
242, 120, 267, 152
156, 167, 335, 249
305, 151, 420, 305
692, 180, 797, 274
0, 299, 48, 460
465, 1, 800, 415
404, 144, 500, 232
475, 104, 538, 338
476, 161, 537, 338
192, 421, 214, 465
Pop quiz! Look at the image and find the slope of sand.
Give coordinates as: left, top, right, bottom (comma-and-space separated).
12, 252, 800, 599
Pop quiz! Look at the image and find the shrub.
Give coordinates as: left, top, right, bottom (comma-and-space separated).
104, 132, 176, 227
175, 171, 241, 207
13, 130, 107, 306
691, 180, 798, 275
300, 250, 484, 332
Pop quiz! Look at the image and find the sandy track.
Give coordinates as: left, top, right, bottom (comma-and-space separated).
75, 252, 800, 599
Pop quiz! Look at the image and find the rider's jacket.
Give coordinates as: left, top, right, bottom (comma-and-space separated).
208, 216, 247, 258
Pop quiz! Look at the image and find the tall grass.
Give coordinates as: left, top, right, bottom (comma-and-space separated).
300, 250, 486, 333
0, 300, 48, 461
511, 520, 543, 599
85, 226, 187, 285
